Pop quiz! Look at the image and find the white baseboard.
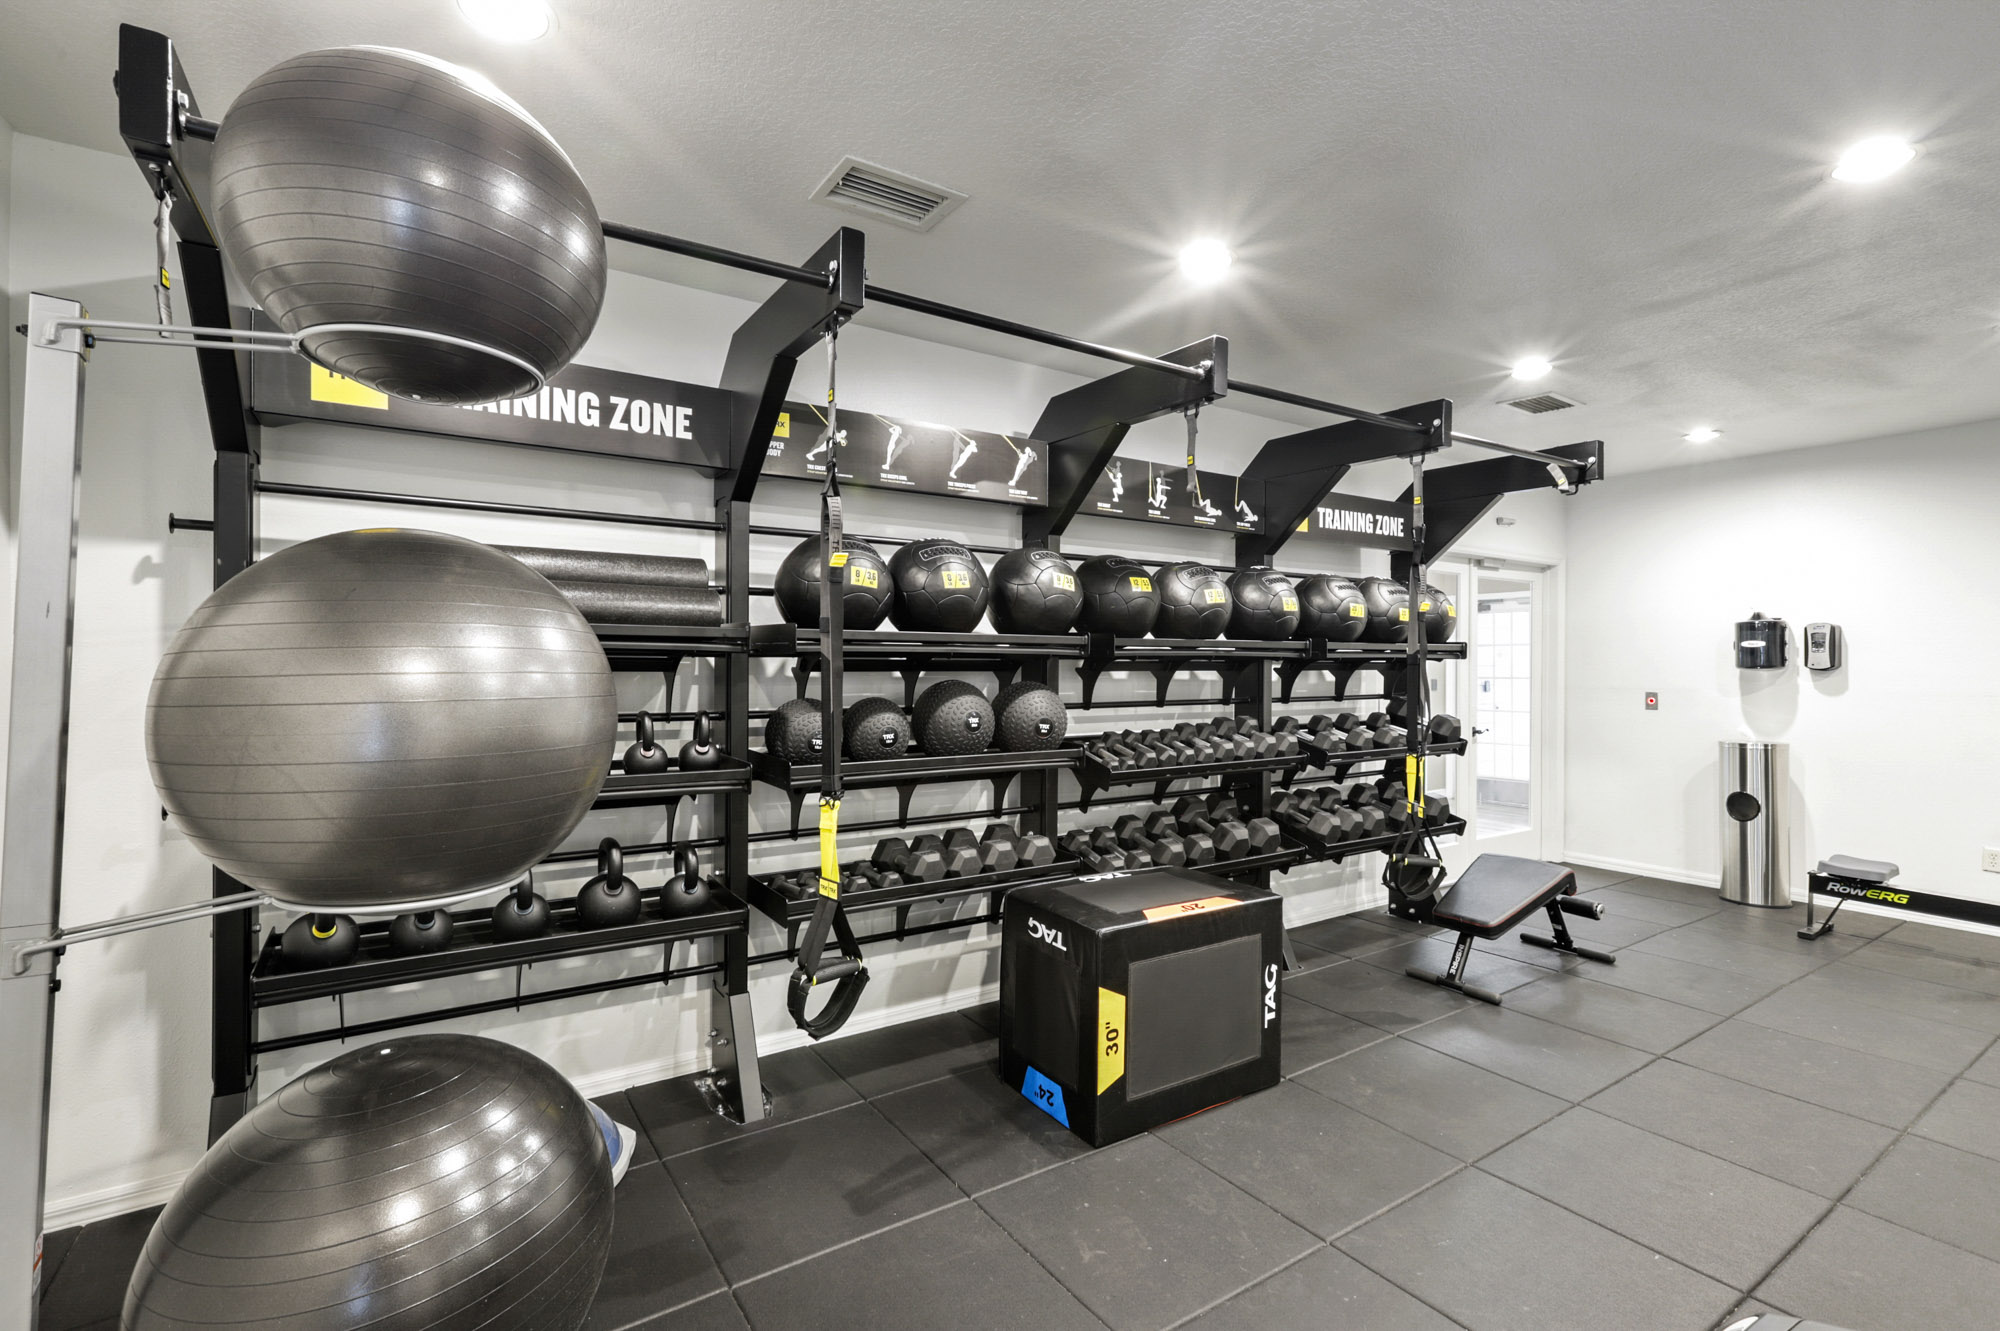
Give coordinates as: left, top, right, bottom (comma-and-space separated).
44, 1171, 186, 1233
1562, 851, 1720, 889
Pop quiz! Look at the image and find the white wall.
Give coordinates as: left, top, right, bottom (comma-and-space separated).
5, 132, 1567, 1225
1564, 418, 2000, 897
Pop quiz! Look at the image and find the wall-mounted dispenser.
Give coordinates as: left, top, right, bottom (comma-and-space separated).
1804, 623, 1843, 671
1735, 612, 1787, 669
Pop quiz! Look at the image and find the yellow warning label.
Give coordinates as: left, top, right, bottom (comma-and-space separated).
1203, 588, 1226, 604
1129, 576, 1153, 592
310, 365, 388, 410
849, 566, 879, 588
1097, 988, 1127, 1094
775, 412, 791, 438
943, 571, 972, 589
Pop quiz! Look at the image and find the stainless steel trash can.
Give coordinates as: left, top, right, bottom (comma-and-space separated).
1720, 740, 1790, 907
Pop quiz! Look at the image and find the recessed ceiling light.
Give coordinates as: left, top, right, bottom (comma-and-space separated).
1684, 426, 1721, 443
457, 0, 552, 42
1831, 136, 1915, 183
1177, 239, 1233, 284
1509, 356, 1553, 381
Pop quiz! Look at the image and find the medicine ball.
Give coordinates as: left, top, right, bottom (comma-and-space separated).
1075, 556, 1160, 637
147, 530, 615, 912
988, 547, 1082, 635
1358, 577, 1413, 642
889, 540, 991, 632
1227, 568, 1301, 640
992, 681, 1068, 752
1418, 584, 1458, 642
124, 1035, 613, 1331
845, 696, 913, 761
1152, 562, 1231, 639
773, 535, 893, 631
765, 698, 829, 764
211, 48, 605, 405
913, 680, 994, 756
1294, 574, 1369, 642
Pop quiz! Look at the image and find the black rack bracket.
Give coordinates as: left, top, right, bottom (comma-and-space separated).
1391, 440, 1603, 578
1235, 399, 1447, 568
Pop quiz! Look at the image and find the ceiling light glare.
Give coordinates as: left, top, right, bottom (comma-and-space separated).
1684, 426, 1721, 443
1831, 136, 1915, 183
1509, 356, 1553, 381
1177, 238, 1234, 284
457, 0, 552, 42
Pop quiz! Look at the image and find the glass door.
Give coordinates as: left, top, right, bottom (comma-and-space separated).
1468, 566, 1545, 860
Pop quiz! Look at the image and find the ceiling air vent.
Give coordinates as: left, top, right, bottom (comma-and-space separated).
810, 156, 966, 232
1501, 392, 1583, 415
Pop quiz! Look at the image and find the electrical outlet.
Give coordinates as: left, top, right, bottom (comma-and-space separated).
1985, 847, 2000, 874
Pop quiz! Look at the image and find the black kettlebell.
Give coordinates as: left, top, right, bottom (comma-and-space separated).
659, 848, 716, 917
622, 711, 671, 774
492, 874, 552, 941
678, 711, 722, 771
388, 910, 454, 954
280, 913, 359, 969
576, 838, 642, 928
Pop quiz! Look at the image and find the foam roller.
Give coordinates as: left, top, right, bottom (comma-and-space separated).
548, 579, 726, 627
500, 545, 711, 588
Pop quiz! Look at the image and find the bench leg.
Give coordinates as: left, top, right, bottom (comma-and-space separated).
1405, 932, 1504, 1005
1521, 901, 1616, 966
1798, 886, 1842, 941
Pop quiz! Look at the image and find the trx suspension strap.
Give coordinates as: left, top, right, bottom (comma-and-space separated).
1385, 446, 1445, 903
788, 323, 869, 1038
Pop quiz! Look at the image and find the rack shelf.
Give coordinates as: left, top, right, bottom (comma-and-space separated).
1279, 815, 1468, 860
595, 622, 750, 679
1068, 741, 1311, 812
749, 746, 1078, 832
749, 624, 1082, 706
1275, 638, 1467, 703
745, 857, 1076, 940
1298, 736, 1469, 776
594, 756, 753, 837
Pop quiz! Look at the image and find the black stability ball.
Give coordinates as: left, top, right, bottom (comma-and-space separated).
773, 535, 893, 630
844, 696, 912, 760
1075, 556, 1160, 637
913, 680, 994, 756
889, 540, 990, 632
765, 698, 829, 764
988, 547, 1082, 635
1152, 562, 1231, 639
1358, 577, 1413, 642
1227, 568, 1301, 640
992, 681, 1068, 752
1294, 574, 1369, 641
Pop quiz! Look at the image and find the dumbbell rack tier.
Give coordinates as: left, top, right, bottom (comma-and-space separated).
1299, 736, 1469, 777
246, 888, 751, 1053
1275, 639, 1467, 704
746, 857, 1077, 950
1068, 740, 1311, 812
749, 624, 1082, 706
1281, 815, 1468, 860
749, 747, 1078, 833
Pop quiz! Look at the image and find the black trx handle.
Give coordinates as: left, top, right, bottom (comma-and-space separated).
789, 320, 869, 1038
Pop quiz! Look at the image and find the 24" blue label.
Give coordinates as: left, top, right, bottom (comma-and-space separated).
1019, 1067, 1069, 1128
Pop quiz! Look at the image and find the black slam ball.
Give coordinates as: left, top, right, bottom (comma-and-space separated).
991, 681, 1069, 752
889, 540, 990, 632
913, 680, 995, 756
1075, 556, 1161, 637
1227, 568, 1301, 640
1152, 562, 1232, 639
774, 535, 893, 630
1294, 574, 1370, 641
844, 696, 913, 761
1357, 577, 1412, 642
988, 547, 1082, 635
764, 698, 829, 763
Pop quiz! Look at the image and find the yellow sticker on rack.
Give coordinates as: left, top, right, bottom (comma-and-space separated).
1097, 988, 1127, 1094
774, 412, 791, 438
310, 364, 388, 410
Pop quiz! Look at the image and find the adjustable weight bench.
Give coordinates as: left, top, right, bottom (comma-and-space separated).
1405, 854, 1614, 1004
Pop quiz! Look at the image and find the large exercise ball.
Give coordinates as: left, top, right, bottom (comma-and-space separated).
212, 47, 606, 404
146, 530, 616, 911
124, 1035, 613, 1331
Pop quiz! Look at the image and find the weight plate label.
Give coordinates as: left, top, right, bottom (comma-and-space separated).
1203, 588, 1226, 603
942, 570, 972, 588
1054, 573, 1077, 591
1097, 988, 1127, 1094
1280, 595, 1299, 611
1129, 576, 1153, 592
848, 566, 879, 587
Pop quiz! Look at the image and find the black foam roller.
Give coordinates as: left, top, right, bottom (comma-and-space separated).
547, 579, 726, 627
500, 545, 711, 588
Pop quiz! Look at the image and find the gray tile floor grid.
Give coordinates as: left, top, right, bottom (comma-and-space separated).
42, 873, 2000, 1331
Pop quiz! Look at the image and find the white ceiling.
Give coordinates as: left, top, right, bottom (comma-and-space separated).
7, 0, 2000, 474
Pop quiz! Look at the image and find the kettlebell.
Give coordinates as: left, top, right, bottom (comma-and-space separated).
280, 913, 359, 969
678, 711, 722, 771
492, 874, 552, 941
659, 848, 715, 917
388, 910, 454, 954
576, 838, 642, 928
622, 711, 671, 775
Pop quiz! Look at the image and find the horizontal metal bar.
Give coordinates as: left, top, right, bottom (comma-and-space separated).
181, 113, 219, 141
1450, 430, 1589, 471
257, 481, 726, 532
539, 835, 727, 866
11, 890, 270, 974
746, 523, 1017, 558
864, 285, 1206, 380
168, 513, 214, 532
745, 803, 1037, 846
1230, 379, 1428, 434
603, 220, 830, 286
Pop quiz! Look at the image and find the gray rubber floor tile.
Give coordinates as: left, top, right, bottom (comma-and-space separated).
1284, 938, 1347, 974
1912, 1077, 2000, 1162
1591, 888, 1720, 927
1964, 1040, 2000, 1086
1682, 910, 1872, 959
1714, 1300, 1786, 1330
1463, 926, 1590, 971
1735, 975, 1992, 1073
1281, 989, 1392, 1075
1402, 1004, 1654, 1101
36, 1205, 161, 1331
1337, 1169, 1737, 1331
1284, 956, 1477, 1032
731, 1201, 1102, 1331
1154, 1080, 1459, 1239
594, 1089, 660, 1171
1580, 946, 1791, 1015
1844, 1136, 2000, 1265
961, 1000, 1002, 1034
1671, 1020, 1952, 1128
1629, 927, 1828, 982
1609, 875, 1724, 907
1585, 1059, 1897, 1199
1292, 1037, 1565, 1161
1503, 971, 1724, 1053
1481, 1107, 1828, 1290
665, 1102, 962, 1284
1758, 1205, 2000, 1331
625, 1292, 751, 1331
1354, 936, 1555, 992
813, 1011, 996, 1098
1291, 912, 1411, 960
1772, 902, 1900, 937
977, 1134, 1317, 1331
1542, 909, 1677, 951
1843, 935, 2000, 997
1177, 1247, 1464, 1331
627, 1047, 859, 1158
870, 1066, 1095, 1197
1791, 960, 2000, 1034
1880, 920, 2000, 961
583, 1163, 725, 1331
1559, 863, 1637, 891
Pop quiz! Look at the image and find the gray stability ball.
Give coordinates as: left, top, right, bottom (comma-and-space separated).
124, 1035, 614, 1330
211, 46, 607, 405
146, 529, 616, 911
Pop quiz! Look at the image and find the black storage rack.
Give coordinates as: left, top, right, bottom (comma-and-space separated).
749, 746, 1080, 833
